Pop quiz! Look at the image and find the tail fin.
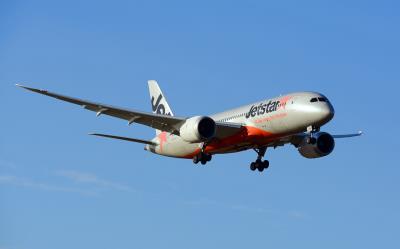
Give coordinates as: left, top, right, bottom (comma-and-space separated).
148, 80, 174, 135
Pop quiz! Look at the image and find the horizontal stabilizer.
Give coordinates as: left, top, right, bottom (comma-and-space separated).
89, 133, 157, 145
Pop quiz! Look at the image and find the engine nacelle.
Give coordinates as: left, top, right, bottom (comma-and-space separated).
298, 132, 335, 159
179, 116, 216, 143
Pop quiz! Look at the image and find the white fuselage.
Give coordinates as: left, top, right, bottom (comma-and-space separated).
146, 91, 334, 158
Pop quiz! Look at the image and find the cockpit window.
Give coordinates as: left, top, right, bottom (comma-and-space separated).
310, 98, 318, 102
318, 97, 327, 102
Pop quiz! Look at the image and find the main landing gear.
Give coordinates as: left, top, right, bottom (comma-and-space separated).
193, 152, 212, 165
250, 147, 269, 172
193, 142, 212, 165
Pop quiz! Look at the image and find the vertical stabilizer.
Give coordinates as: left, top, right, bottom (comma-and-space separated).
148, 80, 174, 135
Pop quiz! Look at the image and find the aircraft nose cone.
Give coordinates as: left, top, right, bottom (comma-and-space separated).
320, 104, 335, 122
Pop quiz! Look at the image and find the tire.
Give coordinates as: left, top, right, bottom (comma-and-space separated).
193, 155, 199, 164
263, 160, 270, 169
201, 159, 207, 165
257, 166, 264, 172
250, 162, 257, 171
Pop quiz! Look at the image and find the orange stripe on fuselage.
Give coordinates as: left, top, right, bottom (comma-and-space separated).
182, 126, 284, 159
254, 112, 287, 124
158, 131, 168, 153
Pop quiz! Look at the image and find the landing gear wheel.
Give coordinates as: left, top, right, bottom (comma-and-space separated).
193, 155, 199, 164
193, 142, 212, 166
194, 152, 212, 165
250, 162, 257, 171
263, 160, 270, 169
250, 147, 269, 172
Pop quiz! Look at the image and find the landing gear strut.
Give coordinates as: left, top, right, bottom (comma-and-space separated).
250, 147, 269, 172
193, 142, 212, 165
306, 126, 320, 144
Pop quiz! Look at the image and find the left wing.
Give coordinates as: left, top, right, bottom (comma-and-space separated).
332, 131, 363, 138
16, 84, 243, 139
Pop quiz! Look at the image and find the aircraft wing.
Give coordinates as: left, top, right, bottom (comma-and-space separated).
16, 84, 243, 138
266, 131, 363, 148
89, 133, 158, 145
214, 121, 243, 138
17, 84, 186, 134
332, 131, 363, 138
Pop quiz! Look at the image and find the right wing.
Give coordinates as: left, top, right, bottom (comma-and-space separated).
17, 84, 243, 139
17, 84, 186, 134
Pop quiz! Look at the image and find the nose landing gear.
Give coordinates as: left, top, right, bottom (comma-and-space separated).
250, 147, 269, 172
306, 126, 320, 144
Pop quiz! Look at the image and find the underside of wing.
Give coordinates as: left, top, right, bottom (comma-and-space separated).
332, 131, 363, 138
265, 130, 363, 149
214, 122, 243, 139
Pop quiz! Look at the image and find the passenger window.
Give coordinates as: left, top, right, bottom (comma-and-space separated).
310, 98, 318, 102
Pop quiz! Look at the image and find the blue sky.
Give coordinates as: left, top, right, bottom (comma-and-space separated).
1, 0, 399, 248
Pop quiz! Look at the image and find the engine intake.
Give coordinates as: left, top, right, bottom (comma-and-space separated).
298, 132, 335, 158
179, 116, 216, 143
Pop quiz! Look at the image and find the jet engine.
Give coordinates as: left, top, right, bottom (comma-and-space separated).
298, 132, 335, 159
179, 116, 216, 143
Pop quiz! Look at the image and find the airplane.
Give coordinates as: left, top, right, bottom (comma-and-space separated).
16, 81, 362, 172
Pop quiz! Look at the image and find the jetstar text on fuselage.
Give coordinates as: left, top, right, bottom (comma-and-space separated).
246, 100, 282, 119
